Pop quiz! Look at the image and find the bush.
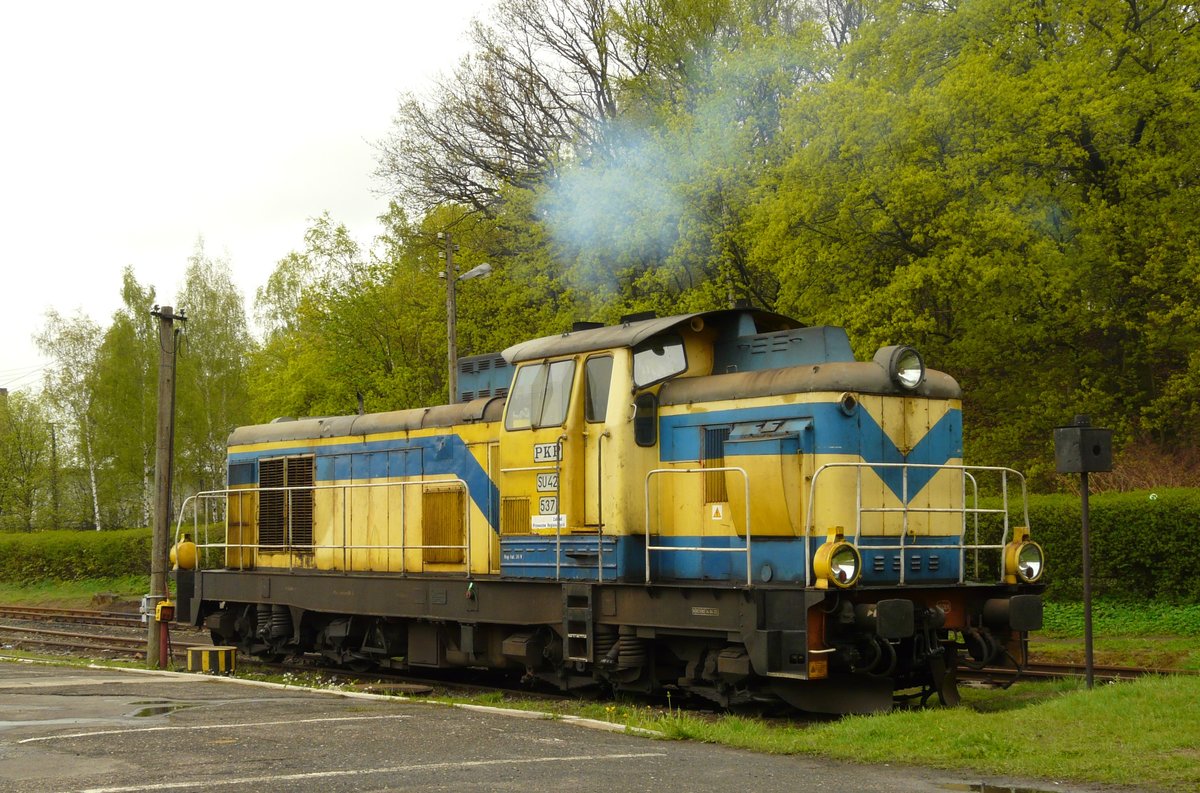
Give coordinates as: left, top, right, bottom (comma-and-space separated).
0, 529, 152, 584
1019, 489, 1200, 603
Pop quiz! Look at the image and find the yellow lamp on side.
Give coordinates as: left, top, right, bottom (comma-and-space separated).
1003, 527, 1044, 584
813, 528, 861, 590
170, 534, 198, 571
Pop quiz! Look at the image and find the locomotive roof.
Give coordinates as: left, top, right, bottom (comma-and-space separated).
501, 309, 800, 363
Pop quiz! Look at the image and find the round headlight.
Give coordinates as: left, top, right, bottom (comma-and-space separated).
873, 345, 926, 390
1015, 541, 1044, 583
815, 540, 862, 589
892, 347, 925, 389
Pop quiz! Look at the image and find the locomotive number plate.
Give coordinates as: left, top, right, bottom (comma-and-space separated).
536, 473, 559, 492
533, 442, 561, 463
539, 496, 558, 515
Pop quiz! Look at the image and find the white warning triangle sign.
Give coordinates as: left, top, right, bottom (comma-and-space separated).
711, 504, 724, 520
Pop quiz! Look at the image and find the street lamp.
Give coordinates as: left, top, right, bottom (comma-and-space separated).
439, 232, 492, 403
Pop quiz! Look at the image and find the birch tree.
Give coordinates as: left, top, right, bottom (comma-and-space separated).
36, 310, 104, 529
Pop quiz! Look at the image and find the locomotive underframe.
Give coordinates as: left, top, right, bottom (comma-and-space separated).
177, 568, 1039, 714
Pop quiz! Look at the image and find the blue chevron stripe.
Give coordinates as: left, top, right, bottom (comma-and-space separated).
659, 402, 962, 503
228, 435, 500, 532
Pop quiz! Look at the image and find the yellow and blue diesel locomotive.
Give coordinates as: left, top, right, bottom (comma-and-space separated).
175, 308, 1044, 714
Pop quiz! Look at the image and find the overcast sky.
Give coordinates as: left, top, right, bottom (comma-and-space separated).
0, 0, 491, 391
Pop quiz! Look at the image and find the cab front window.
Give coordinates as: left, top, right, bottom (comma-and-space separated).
505, 359, 577, 430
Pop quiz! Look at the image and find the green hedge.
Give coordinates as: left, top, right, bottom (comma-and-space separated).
0, 529, 152, 584
1016, 489, 1200, 603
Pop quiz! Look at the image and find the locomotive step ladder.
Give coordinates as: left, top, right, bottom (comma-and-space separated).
562, 583, 593, 663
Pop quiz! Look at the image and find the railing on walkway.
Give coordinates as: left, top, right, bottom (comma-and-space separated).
174, 478, 471, 575
643, 466, 752, 585
802, 462, 1029, 587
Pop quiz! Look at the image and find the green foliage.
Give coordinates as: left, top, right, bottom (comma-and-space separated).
0, 529, 151, 584
377, 0, 1200, 481
0, 390, 52, 531
36, 308, 105, 529
90, 267, 158, 529
249, 209, 453, 417
175, 243, 256, 493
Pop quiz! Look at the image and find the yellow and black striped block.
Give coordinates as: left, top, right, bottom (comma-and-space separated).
188, 645, 236, 674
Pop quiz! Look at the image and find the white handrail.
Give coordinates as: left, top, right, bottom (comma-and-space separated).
643, 466, 752, 586
802, 462, 1029, 586
174, 478, 472, 576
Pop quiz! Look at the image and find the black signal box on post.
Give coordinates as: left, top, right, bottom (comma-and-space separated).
1053, 417, 1113, 474
1052, 413, 1111, 691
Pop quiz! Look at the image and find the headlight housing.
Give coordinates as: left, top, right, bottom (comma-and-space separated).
1004, 528, 1045, 584
814, 532, 862, 589
874, 345, 926, 390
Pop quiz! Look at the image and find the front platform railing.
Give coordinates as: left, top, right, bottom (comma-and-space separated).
803, 462, 1029, 586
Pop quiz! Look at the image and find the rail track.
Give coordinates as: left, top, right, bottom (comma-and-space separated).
965, 659, 1199, 684
0, 604, 145, 626
0, 605, 570, 701
0, 604, 204, 661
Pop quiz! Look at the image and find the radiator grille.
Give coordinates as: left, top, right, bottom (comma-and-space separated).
702, 427, 731, 503
258, 459, 286, 547
257, 456, 313, 549
287, 457, 314, 547
422, 486, 465, 563
501, 497, 530, 535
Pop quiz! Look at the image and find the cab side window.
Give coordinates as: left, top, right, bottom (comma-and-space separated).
505, 360, 577, 430
633, 335, 686, 387
584, 356, 613, 423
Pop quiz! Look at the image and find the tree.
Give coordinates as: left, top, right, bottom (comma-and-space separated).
175, 242, 256, 497
91, 268, 158, 527
36, 310, 104, 529
539, 0, 828, 313
376, 0, 637, 214
0, 390, 51, 531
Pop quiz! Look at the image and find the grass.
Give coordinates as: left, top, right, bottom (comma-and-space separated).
0, 576, 149, 607
707, 676, 1200, 790
1042, 600, 1200, 636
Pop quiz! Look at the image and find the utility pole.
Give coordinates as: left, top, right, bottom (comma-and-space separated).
440, 232, 459, 403
147, 305, 185, 668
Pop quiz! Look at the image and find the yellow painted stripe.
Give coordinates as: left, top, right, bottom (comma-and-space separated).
188, 646, 235, 674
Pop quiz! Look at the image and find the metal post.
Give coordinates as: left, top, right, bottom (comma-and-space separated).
148, 305, 184, 668
1081, 469, 1094, 689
